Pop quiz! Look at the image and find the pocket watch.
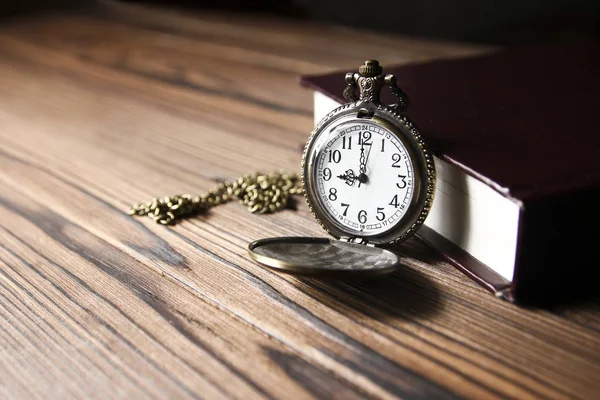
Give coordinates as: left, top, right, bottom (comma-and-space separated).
249, 60, 436, 277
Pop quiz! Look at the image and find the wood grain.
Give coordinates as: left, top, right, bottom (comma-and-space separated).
0, 1, 599, 399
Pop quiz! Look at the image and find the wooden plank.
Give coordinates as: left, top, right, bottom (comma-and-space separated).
0, 2, 599, 399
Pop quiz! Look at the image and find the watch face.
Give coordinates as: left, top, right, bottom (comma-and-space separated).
303, 107, 434, 244
315, 120, 414, 236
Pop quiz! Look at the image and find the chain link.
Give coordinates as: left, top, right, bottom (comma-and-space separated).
128, 171, 303, 225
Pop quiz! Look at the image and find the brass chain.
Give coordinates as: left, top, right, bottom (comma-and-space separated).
128, 171, 303, 225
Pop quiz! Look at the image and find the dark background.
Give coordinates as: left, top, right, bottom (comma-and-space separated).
2, 0, 600, 45
294, 0, 600, 44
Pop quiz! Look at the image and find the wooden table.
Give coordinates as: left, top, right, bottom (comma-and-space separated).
1, 1, 599, 398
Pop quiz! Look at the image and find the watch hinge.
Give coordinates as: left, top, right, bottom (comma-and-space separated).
339, 237, 375, 247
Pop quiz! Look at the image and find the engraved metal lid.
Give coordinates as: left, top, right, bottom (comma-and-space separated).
248, 237, 400, 277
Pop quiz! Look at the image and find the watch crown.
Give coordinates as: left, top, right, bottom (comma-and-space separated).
359, 60, 383, 77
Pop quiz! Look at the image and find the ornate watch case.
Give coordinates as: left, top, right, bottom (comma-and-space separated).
249, 60, 435, 277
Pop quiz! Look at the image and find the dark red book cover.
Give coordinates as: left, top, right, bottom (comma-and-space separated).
300, 39, 600, 305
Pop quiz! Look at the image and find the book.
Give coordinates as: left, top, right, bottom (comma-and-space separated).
299, 39, 600, 305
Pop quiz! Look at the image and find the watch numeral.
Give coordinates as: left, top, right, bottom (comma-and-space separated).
328, 187, 338, 201
376, 207, 385, 221
397, 175, 407, 189
358, 210, 367, 224
358, 132, 372, 146
381, 138, 385, 152
392, 153, 402, 168
342, 136, 352, 150
329, 149, 341, 163
389, 194, 399, 208
341, 203, 349, 217
323, 168, 332, 181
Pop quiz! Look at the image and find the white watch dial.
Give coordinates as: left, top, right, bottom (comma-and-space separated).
313, 120, 415, 236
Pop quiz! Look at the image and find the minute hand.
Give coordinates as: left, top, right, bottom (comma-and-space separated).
357, 140, 370, 187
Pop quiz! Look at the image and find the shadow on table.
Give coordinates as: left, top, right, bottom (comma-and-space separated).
295, 239, 445, 321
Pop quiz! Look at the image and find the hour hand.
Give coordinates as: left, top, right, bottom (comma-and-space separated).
337, 169, 357, 186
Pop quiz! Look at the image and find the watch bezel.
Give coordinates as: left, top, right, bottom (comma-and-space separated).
301, 103, 435, 245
